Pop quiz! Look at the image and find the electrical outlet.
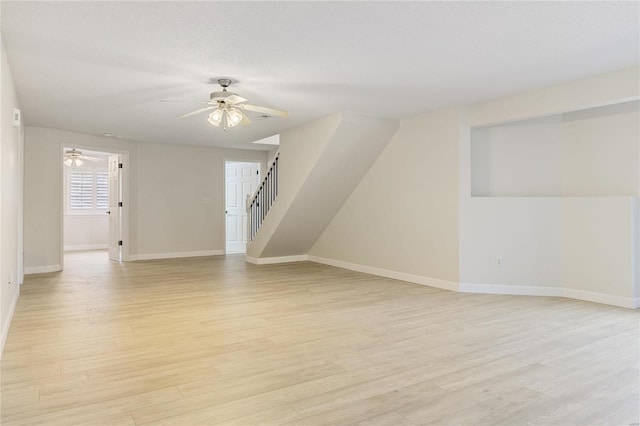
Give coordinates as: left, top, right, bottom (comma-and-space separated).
496, 256, 504, 267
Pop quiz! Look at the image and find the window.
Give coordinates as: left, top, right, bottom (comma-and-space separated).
96, 172, 109, 210
66, 169, 109, 214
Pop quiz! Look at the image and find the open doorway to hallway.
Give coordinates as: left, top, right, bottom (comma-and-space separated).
225, 160, 260, 254
62, 147, 122, 263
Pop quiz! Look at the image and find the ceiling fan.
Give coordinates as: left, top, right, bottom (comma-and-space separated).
178, 79, 288, 130
64, 148, 100, 167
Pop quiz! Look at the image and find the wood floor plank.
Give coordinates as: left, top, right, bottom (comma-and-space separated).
356, 411, 417, 426
1, 250, 638, 425
223, 403, 303, 425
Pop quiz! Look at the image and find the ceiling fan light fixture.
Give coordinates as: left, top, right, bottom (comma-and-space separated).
208, 106, 242, 130
64, 157, 83, 167
208, 109, 223, 126
226, 108, 243, 128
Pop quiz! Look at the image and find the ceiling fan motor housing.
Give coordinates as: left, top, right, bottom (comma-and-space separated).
217, 78, 232, 88
210, 91, 236, 102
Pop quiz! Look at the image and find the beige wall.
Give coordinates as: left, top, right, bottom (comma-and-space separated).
311, 108, 462, 284
563, 197, 636, 298
309, 67, 638, 307
562, 101, 639, 196
247, 114, 341, 258
468, 66, 639, 127
1, 41, 23, 352
24, 127, 130, 269
135, 142, 265, 257
253, 114, 399, 258
460, 67, 640, 307
23, 127, 267, 268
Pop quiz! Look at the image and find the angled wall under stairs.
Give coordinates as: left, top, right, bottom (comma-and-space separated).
246, 112, 399, 260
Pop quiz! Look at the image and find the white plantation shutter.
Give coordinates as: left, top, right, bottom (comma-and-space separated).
68, 171, 94, 210
66, 169, 109, 214
96, 172, 109, 210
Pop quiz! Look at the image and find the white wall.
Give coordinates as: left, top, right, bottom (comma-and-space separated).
63, 216, 109, 250
461, 67, 640, 308
267, 147, 279, 167
471, 101, 639, 197
23, 127, 267, 267
1, 39, 23, 353
310, 108, 461, 285
459, 197, 564, 288
471, 115, 563, 197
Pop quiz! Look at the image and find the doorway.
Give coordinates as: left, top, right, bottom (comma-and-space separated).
225, 161, 260, 254
62, 147, 122, 262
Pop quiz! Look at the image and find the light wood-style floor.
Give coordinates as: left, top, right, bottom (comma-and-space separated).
1, 251, 638, 426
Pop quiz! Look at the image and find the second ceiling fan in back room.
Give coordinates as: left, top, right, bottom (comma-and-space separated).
177, 79, 288, 130
63, 148, 100, 167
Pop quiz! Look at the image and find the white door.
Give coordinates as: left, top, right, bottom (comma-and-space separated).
226, 161, 260, 253
108, 155, 121, 261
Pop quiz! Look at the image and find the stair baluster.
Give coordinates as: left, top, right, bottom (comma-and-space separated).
247, 154, 279, 242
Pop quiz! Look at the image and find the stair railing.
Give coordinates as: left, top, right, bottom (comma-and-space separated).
246, 153, 279, 242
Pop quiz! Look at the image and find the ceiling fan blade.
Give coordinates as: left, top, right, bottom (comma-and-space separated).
240, 110, 252, 126
161, 100, 210, 104
242, 104, 288, 118
178, 106, 215, 119
78, 155, 100, 161
225, 94, 248, 105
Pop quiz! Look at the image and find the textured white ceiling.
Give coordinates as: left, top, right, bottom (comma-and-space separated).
2, 1, 638, 150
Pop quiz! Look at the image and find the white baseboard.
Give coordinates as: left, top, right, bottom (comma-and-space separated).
245, 255, 310, 265
64, 244, 108, 251
243, 254, 638, 310
308, 255, 459, 292
24, 264, 62, 274
1, 284, 20, 359
460, 282, 638, 309
131, 250, 224, 261
459, 283, 564, 297
563, 288, 639, 309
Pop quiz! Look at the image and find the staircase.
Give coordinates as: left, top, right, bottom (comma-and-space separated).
247, 153, 279, 242
246, 112, 399, 261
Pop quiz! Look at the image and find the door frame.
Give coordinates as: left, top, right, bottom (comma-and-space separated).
59, 143, 131, 269
223, 158, 263, 254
